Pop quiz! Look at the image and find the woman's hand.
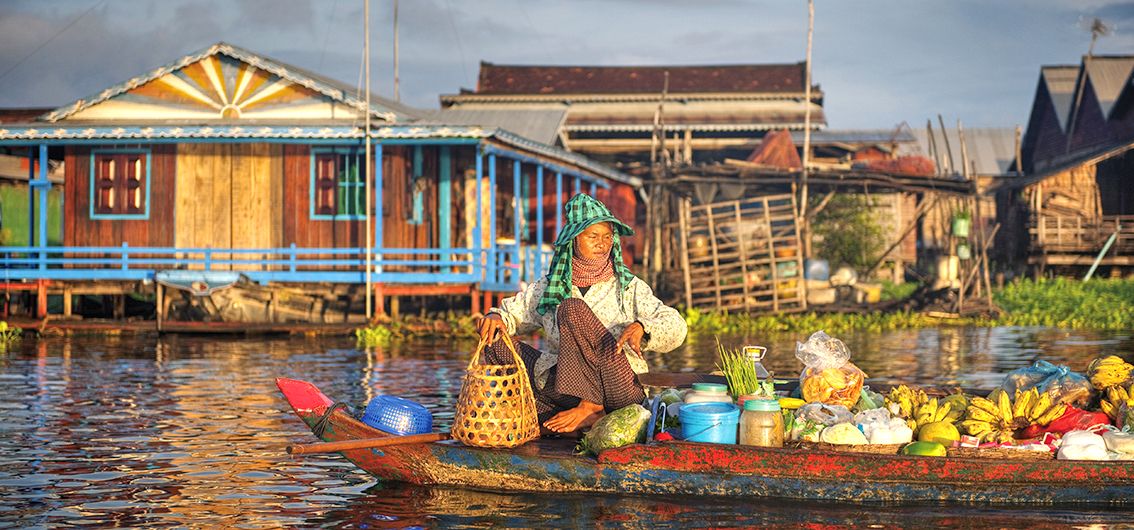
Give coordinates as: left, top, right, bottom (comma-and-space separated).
615, 321, 645, 359
477, 313, 506, 343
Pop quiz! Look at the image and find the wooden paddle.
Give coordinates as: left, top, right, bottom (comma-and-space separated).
287, 432, 450, 455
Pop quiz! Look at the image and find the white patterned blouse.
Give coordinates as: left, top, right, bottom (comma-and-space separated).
487, 275, 688, 389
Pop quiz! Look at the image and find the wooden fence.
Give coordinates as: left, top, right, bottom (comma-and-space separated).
677, 194, 805, 313
1030, 215, 1134, 252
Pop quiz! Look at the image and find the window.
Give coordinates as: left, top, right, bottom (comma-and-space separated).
91, 150, 149, 219
311, 148, 365, 219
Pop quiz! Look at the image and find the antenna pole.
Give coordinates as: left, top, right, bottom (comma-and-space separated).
393, 0, 400, 102
365, 0, 373, 320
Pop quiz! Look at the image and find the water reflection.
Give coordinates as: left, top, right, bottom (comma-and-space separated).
0, 328, 1130, 528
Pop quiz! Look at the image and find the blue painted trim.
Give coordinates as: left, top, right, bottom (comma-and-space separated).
409, 145, 424, 225
590, 182, 597, 196
88, 148, 152, 220
555, 172, 563, 235
513, 159, 522, 283
375, 143, 384, 266
377, 138, 480, 146
310, 146, 368, 221
574, 176, 581, 196
536, 166, 545, 277
439, 146, 452, 274
26, 147, 34, 247
481, 144, 611, 189
38, 145, 48, 259
488, 153, 497, 284
474, 147, 483, 280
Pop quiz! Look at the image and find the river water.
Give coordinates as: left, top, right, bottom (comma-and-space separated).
2, 327, 1133, 528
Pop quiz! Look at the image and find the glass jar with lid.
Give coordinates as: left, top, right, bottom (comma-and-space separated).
682, 382, 732, 404
739, 398, 784, 448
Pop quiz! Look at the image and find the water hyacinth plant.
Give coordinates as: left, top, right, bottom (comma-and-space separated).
355, 325, 392, 348
0, 321, 21, 350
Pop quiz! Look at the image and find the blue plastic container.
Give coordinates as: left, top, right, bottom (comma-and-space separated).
679, 402, 740, 444
805, 258, 830, 281
361, 395, 433, 435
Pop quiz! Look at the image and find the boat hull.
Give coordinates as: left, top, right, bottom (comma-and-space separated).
277, 378, 1134, 504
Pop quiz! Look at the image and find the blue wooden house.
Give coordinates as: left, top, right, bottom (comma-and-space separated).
0, 43, 641, 323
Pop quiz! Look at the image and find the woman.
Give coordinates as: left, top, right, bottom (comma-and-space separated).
477, 193, 687, 435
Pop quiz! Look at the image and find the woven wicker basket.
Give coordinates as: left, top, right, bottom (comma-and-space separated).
451, 337, 540, 449
947, 446, 1055, 460
788, 440, 905, 455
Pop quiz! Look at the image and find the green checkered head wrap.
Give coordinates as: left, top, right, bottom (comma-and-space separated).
537, 193, 635, 315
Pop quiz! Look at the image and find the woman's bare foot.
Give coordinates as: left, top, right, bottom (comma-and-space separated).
543, 400, 604, 434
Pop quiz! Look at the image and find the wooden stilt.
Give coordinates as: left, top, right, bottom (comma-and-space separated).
156, 283, 164, 333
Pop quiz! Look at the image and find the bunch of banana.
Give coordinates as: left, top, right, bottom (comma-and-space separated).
940, 392, 970, 422
1100, 382, 1134, 421
959, 388, 1067, 443
1088, 355, 1134, 390
911, 397, 955, 434
885, 384, 928, 419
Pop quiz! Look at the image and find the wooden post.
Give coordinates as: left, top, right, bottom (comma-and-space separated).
733, 202, 752, 311
63, 285, 72, 317
36, 280, 48, 319
156, 283, 163, 332
678, 198, 693, 310
706, 205, 723, 309
374, 283, 385, 316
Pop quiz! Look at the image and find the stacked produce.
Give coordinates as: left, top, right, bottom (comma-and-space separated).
959, 388, 1066, 443
642, 335, 1134, 461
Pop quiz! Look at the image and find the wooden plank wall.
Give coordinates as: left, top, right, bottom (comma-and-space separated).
63, 145, 176, 248
175, 144, 281, 270
596, 182, 639, 265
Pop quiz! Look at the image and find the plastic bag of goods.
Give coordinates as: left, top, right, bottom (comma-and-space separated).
1103, 429, 1134, 454
578, 404, 651, 456
1057, 429, 1109, 461
999, 360, 1094, 408
1042, 406, 1111, 435
795, 331, 866, 408
797, 402, 853, 426
819, 423, 869, 445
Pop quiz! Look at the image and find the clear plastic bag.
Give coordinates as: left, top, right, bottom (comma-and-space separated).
795, 331, 866, 408
578, 404, 650, 456
999, 360, 1094, 407
796, 402, 853, 426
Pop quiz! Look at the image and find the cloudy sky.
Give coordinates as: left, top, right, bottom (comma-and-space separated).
0, 0, 1131, 131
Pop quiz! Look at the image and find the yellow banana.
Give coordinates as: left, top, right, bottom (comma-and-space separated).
996, 390, 1014, 423
935, 402, 952, 423
1012, 389, 1033, 419
965, 408, 999, 423
970, 397, 1000, 416
1036, 402, 1068, 426
960, 420, 992, 436
1028, 392, 1053, 424
1102, 399, 1116, 419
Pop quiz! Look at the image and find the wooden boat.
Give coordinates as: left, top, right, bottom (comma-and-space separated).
278, 377, 1134, 504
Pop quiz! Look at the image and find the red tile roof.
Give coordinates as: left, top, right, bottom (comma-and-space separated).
476, 62, 807, 95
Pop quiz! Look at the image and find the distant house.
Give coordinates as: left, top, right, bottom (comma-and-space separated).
1002, 55, 1134, 274
440, 62, 826, 167
0, 43, 640, 322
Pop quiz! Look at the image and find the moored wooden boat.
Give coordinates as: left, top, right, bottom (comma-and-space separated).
277, 377, 1134, 504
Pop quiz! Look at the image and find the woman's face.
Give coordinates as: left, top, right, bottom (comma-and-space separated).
574, 222, 615, 261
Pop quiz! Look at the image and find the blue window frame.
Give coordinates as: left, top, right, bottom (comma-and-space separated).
311, 147, 365, 220
90, 149, 150, 219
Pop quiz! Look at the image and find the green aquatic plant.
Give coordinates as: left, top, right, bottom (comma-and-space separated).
994, 277, 1134, 330
355, 325, 393, 348
0, 321, 21, 350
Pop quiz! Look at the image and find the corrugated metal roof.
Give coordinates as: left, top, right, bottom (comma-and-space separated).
420, 107, 567, 145
475, 62, 809, 95
790, 129, 917, 144
903, 127, 1018, 176
1042, 66, 1078, 132
1083, 56, 1134, 119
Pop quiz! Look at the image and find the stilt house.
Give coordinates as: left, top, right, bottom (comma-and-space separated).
0, 43, 640, 322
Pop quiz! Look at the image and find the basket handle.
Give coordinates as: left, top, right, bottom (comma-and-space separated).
467, 334, 526, 372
